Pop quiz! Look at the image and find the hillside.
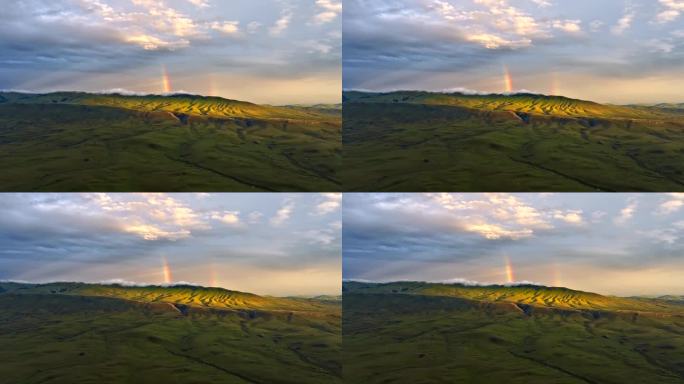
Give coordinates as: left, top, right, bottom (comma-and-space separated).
342, 90, 684, 192
0, 92, 337, 121
343, 281, 683, 314
0, 282, 341, 384
343, 281, 684, 384
0, 92, 341, 192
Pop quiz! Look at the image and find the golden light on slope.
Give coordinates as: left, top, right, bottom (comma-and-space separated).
162, 256, 172, 284
504, 255, 515, 283
503, 65, 513, 93
161, 64, 172, 93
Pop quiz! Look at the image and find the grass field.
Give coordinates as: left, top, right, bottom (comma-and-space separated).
0, 282, 341, 384
343, 281, 684, 384
0, 92, 341, 192
342, 91, 684, 191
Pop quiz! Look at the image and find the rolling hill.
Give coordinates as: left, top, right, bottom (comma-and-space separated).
0, 282, 341, 384
0, 92, 341, 192
343, 281, 684, 384
342, 90, 684, 192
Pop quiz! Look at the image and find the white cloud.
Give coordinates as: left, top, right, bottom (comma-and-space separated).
186, 0, 210, 8
612, 9, 635, 35
87, 193, 210, 240
248, 211, 263, 224
530, 0, 552, 7
658, 193, 684, 214
271, 199, 295, 226
315, 193, 342, 215
552, 19, 582, 33
553, 209, 584, 225
656, 0, 684, 23
270, 10, 293, 35
314, 0, 341, 25
210, 21, 240, 35
614, 199, 638, 224
463, 223, 534, 240
210, 211, 241, 225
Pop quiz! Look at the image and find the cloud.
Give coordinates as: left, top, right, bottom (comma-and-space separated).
315, 193, 342, 215
656, 0, 684, 23
270, 10, 293, 35
552, 19, 582, 33
210, 211, 241, 225
271, 199, 295, 226
614, 199, 638, 224
611, 8, 635, 35
553, 209, 584, 225
314, 0, 341, 24
210, 21, 240, 35
186, 0, 210, 8
658, 193, 684, 214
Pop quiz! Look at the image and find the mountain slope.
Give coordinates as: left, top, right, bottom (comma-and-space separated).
343, 281, 683, 314
342, 90, 684, 192
0, 92, 341, 192
0, 282, 341, 384
343, 281, 684, 384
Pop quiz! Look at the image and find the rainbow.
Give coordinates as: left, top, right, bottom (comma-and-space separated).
162, 256, 172, 284
504, 255, 515, 283
503, 65, 513, 93
161, 64, 172, 93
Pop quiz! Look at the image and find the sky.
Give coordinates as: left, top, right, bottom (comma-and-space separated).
0, 0, 341, 105
344, 193, 684, 296
343, 0, 684, 104
0, 193, 342, 296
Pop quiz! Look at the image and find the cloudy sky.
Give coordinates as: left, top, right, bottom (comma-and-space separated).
0, 0, 341, 104
344, 193, 684, 296
0, 193, 341, 296
344, 0, 684, 104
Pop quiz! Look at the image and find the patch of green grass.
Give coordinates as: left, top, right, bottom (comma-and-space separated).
343, 283, 684, 384
0, 283, 341, 384
342, 92, 684, 192
0, 93, 341, 192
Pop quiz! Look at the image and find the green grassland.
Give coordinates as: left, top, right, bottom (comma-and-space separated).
342, 91, 684, 191
343, 281, 684, 384
0, 282, 341, 384
0, 92, 341, 191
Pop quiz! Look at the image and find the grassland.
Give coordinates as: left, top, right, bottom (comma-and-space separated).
342, 91, 684, 191
0, 282, 341, 384
343, 281, 684, 384
0, 92, 341, 192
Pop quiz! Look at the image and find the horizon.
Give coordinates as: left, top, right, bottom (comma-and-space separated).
0, 89, 340, 106
0, 0, 341, 105
0, 193, 342, 296
343, 0, 684, 104
343, 193, 684, 297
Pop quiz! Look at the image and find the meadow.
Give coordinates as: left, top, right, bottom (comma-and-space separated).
0, 92, 341, 192
342, 91, 684, 191
0, 282, 341, 384
343, 281, 684, 384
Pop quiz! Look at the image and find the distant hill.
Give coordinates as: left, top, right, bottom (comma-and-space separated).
0, 92, 341, 192
343, 90, 682, 119
0, 92, 336, 121
343, 281, 684, 314
342, 90, 684, 192
0, 281, 336, 313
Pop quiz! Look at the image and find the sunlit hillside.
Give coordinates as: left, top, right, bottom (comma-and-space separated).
0, 92, 341, 192
342, 90, 684, 192
0, 282, 341, 384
